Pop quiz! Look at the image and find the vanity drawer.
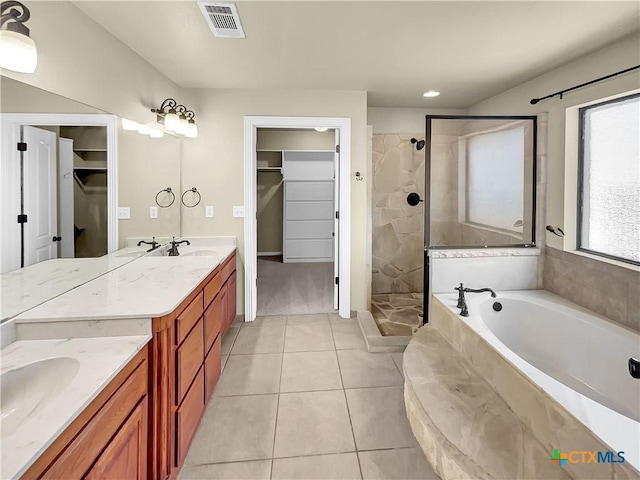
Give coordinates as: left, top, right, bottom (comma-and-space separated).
205, 336, 222, 401
204, 290, 225, 354
221, 253, 236, 283
204, 271, 223, 308
175, 367, 205, 468
176, 318, 204, 404
176, 291, 204, 345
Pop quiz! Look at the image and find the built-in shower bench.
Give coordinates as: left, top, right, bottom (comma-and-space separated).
403, 326, 569, 480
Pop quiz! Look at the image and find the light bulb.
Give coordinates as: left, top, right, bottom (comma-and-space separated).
149, 128, 164, 138
121, 118, 140, 131
164, 111, 179, 131
0, 30, 37, 73
185, 121, 198, 138
137, 124, 151, 135
422, 90, 440, 98
315, 127, 328, 133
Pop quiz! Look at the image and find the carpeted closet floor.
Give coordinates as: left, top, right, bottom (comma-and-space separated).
257, 256, 334, 316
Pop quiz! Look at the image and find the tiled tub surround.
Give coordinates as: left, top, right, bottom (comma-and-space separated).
371, 134, 425, 294
544, 246, 640, 333
1, 335, 151, 478
427, 291, 640, 478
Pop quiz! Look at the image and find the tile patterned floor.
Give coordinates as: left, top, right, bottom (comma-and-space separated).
370, 294, 423, 336
181, 313, 439, 480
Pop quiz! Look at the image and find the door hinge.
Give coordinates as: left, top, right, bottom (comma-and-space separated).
335, 145, 340, 153
17, 214, 28, 224
335, 276, 339, 285
335, 211, 339, 220
17, 142, 27, 152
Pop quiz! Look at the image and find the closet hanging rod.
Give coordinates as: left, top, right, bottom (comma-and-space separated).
529, 65, 640, 105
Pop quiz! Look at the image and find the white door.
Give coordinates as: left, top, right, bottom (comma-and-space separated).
333, 129, 340, 310
59, 138, 74, 258
23, 126, 58, 267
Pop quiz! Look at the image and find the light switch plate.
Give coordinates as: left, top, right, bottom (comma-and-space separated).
150, 206, 158, 219
117, 207, 130, 219
233, 206, 245, 218
206, 206, 214, 218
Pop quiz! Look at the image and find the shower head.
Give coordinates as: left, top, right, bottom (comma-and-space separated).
411, 138, 425, 151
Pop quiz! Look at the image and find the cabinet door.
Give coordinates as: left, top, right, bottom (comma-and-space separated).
226, 272, 237, 330
84, 397, 148, 480
204, 290, 225, 354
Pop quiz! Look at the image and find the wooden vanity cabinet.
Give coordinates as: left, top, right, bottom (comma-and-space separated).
21, 347, 149, 480
149, 251, 236, 480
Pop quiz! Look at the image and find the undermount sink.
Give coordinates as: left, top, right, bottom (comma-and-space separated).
0, 357, 80, 437
181, 250, 218, 257
113, 250, 147, 258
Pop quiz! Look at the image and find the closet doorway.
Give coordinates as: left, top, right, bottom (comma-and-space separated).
244, 117, 351, 322
256, 129, 335, 315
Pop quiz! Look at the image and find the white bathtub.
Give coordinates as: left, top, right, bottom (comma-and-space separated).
434, 290, 640, 471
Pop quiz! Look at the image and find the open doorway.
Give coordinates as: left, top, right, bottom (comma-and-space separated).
244, 116, 351, 322
256, 128, 336, 315
0, 114, 117, 274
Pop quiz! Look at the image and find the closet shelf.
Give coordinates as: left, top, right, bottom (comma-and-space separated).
258, 167, 282, 172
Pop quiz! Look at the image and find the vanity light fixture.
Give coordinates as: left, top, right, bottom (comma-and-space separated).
423, 90, 440, 98
0, 1, 37, 73
121, 118, 140, 131
151, 98, 198, 138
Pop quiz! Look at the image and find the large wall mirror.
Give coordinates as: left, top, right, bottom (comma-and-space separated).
425, 115, 537, 248
0, 76, 182, 321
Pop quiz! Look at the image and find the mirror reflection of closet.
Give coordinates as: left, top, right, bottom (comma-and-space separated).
59, 125, 108, 258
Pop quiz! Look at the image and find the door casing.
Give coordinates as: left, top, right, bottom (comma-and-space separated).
244, 116, 351, 321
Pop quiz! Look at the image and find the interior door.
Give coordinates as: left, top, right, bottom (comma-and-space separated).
333, 129, 340, 310
23, 126, 58, 267
59, 137, 74, 258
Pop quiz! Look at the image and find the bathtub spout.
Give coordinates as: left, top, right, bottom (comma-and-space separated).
464, 287, 497, 298
454, 283, 496, 317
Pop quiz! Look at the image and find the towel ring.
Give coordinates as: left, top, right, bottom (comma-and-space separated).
181, 187, 201, 208
155, 187, 175, 208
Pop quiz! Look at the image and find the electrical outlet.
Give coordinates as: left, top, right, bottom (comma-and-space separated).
117, 207, 130, 219
206, 206, 214, 218
233, 206, 245, 218
150, 206, 158, 219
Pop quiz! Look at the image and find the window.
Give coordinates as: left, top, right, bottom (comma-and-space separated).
578, 94, 640, 265
466, 125, 526, 233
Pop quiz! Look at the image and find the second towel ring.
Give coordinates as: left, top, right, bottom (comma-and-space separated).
155, 187, 175, 208
181, 187, 201, 208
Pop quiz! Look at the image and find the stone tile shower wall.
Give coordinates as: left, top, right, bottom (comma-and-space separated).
372, 134, 424, 294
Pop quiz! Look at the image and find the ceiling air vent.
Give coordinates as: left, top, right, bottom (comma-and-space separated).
197, 2, 245, 39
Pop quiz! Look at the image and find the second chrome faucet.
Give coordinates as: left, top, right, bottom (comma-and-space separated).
454, 283, 496, 317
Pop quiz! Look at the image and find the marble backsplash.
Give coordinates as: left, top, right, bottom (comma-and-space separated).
544, 247, 639, 333
372, 134, 424, 294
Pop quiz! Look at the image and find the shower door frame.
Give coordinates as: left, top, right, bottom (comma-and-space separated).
423, 114, 538, 323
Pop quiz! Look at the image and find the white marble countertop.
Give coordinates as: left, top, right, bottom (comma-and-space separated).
1, 257, 135, 322
0, 335, 151, 479
13, 246, 236, 322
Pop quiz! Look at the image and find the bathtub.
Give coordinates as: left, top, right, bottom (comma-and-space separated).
434, 290, 640, 472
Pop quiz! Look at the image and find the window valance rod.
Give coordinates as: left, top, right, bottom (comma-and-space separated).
529, 65, 640, 105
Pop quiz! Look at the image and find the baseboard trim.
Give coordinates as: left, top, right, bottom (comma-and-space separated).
258, 251, 282, 256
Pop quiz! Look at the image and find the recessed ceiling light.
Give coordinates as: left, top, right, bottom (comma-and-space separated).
315, 127, 328, 132
423, 91, 440, 98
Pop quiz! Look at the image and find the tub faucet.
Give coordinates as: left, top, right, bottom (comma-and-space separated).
454, 283, 497, 317
168, 237, 190, 256
137, 237, 160, 252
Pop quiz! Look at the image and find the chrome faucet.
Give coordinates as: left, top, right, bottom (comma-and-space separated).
137, 237, 160, 252
168, 237, 190, 256
454, 283, 497, 317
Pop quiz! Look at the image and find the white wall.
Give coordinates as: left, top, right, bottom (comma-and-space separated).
180, 88, 368, 313
368, 107, 465, 134
466, 32, 640, 252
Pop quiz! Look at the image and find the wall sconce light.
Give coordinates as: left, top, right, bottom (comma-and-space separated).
151, 98, 198, 138
121, 118, 164, 138
0, 1, 37, 73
